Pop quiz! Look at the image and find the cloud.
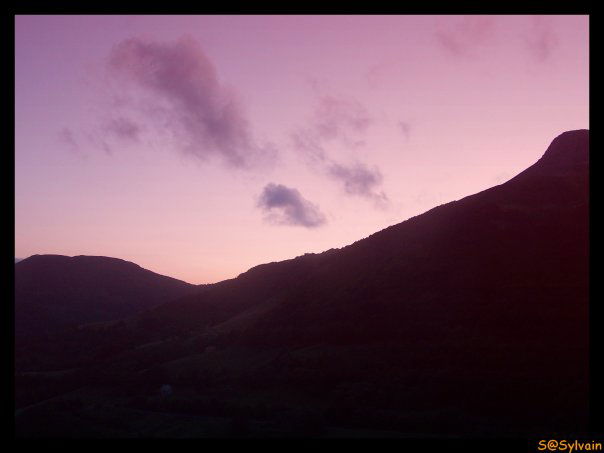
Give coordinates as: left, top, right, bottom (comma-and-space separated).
104, 117, 141, 142
365, 62, 389, 89
257, 183, 326, 228
312, 95, 372, 142
434, 16, 496, 57
58, 127, 80, 152
435, 16, 559, 63
293, 95, 372, 157
292, 92, 388, 205
106, 35, 271, 168
327, 162, 388, 206
398, 121, 411, 140
524, 16, 559, 62
291, 128, 327, 163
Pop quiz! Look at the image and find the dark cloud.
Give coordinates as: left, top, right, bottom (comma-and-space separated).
525, 16, 559, 62
257, 183, 326, 228
107, 35, 271, 168
327, 162, 388, 206
434, 16, 496, 57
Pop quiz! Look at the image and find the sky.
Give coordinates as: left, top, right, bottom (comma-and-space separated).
15, 15, 589, 284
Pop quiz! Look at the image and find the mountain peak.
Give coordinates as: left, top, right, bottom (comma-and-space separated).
538, 129, 589, 169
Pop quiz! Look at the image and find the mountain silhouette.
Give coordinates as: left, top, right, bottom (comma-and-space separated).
139, 129, 588, 344
15, 130, 589, 437
15, 255, 194, 338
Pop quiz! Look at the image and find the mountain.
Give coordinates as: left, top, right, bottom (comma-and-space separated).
15, 255, 195, 338
15, 130, 589, 437
136, 129, 588, 348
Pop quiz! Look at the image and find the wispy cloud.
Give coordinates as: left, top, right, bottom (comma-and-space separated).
105, 35, 273, 168
327, 162, 388, 206
103, 117, 142, 142
58, 127, 80, 153
313, 95, 372, 143
292, 92, 388, 205
398, 121, 411, 140
257, 183, 326, 228
524, 16, 559, 62
434, 16, 496, 57
434, 16, 559, 63
292, 94, 372, 159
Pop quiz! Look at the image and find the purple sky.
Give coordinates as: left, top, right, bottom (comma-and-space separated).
15, 15, 589, 284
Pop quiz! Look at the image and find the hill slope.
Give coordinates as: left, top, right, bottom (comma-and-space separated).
143, 129, 588, 344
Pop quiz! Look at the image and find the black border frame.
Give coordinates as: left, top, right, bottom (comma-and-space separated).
5, 3, 597, 451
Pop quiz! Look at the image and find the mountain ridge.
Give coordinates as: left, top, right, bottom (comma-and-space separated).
15, 129, 589, 437
16, 129, 589, 288
15, 253, 196, 339
107, 129, 588, 343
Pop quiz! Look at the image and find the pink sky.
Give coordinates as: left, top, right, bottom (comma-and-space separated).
15, 15, 589, 284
